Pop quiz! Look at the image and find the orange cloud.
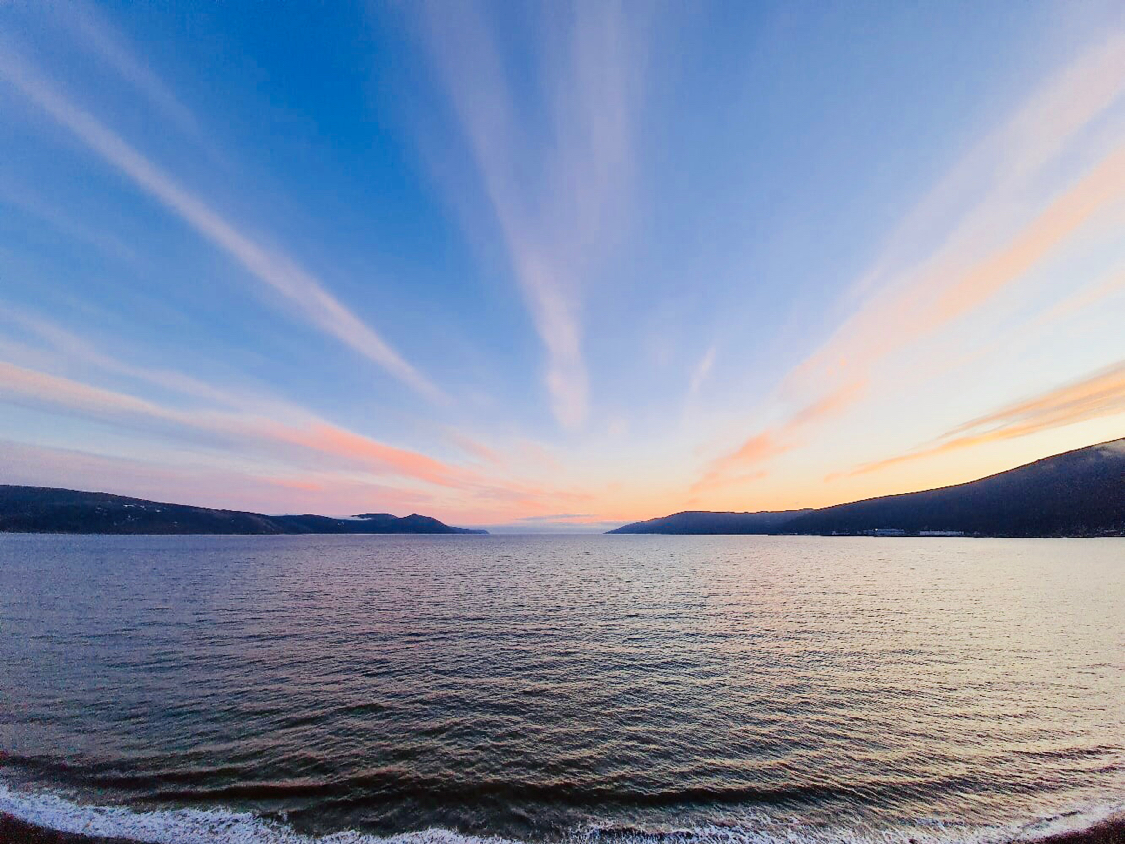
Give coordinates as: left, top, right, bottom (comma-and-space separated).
731, 139, 1125, 501
0, 359, 168, 419
694, 380, 866, 493
837, 361, 1125, 478
728, 432, 785, 466
1023, 266, 1125, 335
793, 142, 1125, 396
261, 422, 476, 489
767, 42, 1125, 473
946, 360, 1125, 438
929, 143, 1125, 328
447, 431, 505, 466
0, 358, 606, 523
0, 439, 431, 516
0, 360, 473, 490
789, 379, 868, 427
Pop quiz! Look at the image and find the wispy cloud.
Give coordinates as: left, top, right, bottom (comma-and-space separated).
0, 47, 446, 404
0, 345, 598, 520
0, 305, 283, 413
688, 344, 717, 395
793, 141, 1125, 395
60, 1, 202, 140
1, 302, 612, 521
788, 33, 1125, 397
694, 380, 866, 492
1031, 267, 1125, 330
261, 421, 471, 489
0, 359, 166, 419
0, 359, 465, 488
416, 0, 639, 427
944, 361, 1125, 440
446, 430, 505, 466
834, 361, 1125, 478
701, 33, 1125, 493
0, 180, 142, 266
0, 438, 434, 517
845, 32, 1125, 305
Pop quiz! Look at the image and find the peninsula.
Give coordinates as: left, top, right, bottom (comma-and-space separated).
0, 486, 487, 535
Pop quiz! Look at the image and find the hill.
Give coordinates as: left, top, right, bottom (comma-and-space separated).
0, 486, 488, 535
608, 438, 1125, 537
607, 509, 811, 534
785, 438, 1125, 537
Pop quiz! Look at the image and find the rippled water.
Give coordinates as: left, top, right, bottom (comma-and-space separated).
1, 534, 1122, 843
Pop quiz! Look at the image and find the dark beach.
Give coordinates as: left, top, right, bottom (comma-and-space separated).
1, 814, 135, 844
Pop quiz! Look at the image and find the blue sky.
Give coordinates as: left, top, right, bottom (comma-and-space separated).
1, 1, 1124, 530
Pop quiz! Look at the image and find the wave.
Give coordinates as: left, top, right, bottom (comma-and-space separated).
1, 778, 1122, 844
0, 779, 512, 844
2, 750, 1079, 811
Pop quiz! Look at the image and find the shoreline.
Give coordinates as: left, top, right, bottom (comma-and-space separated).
1, 814, 134, 844
3, 813, 1124, 844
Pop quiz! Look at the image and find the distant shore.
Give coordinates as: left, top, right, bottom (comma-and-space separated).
3, 812, 1124, 844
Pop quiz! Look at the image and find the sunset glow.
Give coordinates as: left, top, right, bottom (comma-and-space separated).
1, 2, 1123, 530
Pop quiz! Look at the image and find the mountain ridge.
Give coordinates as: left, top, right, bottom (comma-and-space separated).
607, 509, 812, 535
0, 486, 488, 535
609, 438, 1125, 537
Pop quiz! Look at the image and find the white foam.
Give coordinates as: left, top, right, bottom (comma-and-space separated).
576, 820, 998, 844
574, 804, 1125, 844
1008, 800, 1125, 842
1, 779, 1121, 844
0, 780, 515, 844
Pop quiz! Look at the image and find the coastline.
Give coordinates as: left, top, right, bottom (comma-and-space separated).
3, 812, 1123, 844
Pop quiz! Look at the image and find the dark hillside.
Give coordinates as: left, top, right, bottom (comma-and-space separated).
0, 486, 487, 535
608, 509, 811, 534
606, 438, 1125, 537
785, 439, 1125, 537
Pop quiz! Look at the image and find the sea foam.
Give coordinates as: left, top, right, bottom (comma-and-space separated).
1, 779, 1122, 844
0, 779, 514, 844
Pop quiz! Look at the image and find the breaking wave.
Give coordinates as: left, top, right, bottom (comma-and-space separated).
2, 779, 1122, 844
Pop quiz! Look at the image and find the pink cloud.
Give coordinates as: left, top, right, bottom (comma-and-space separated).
0, 439, 433, 516
0, 360, 471, 489
0, 358, 607, 523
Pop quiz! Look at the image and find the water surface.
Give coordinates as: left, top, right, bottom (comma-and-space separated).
1, 534, 1122, 843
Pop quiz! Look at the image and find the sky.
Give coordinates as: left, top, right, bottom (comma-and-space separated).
1, 1, 1124, 532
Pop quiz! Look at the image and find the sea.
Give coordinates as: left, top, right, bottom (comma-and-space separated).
0, 534, 1122, 844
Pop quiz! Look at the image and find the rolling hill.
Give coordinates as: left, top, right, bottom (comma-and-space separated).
608, 438, 1125, 537
0, 486, 488, 535
607, 509, 812, 535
